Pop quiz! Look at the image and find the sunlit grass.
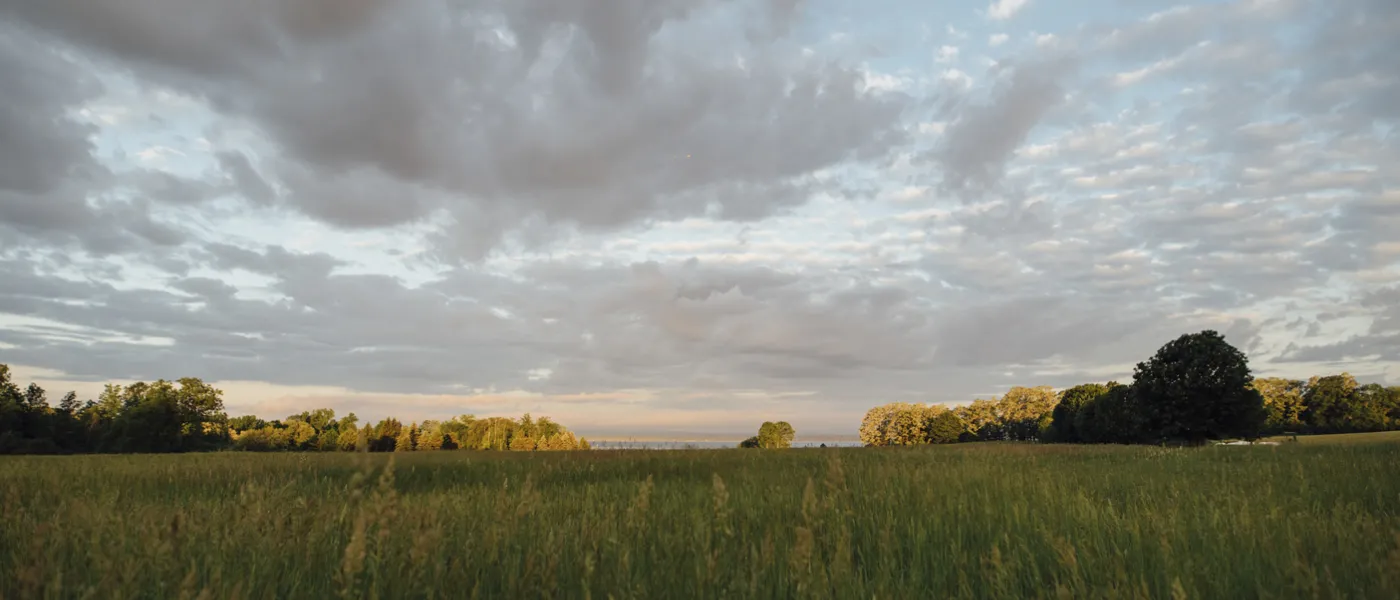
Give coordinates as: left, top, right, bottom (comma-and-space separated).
1262, 429, 1400, 446
3, 443, 1398, 599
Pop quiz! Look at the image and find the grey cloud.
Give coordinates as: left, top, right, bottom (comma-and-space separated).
1278, 333, 1400, 364
0, 185, 193, 256
1094, 0, 1301, 65
1290, 0, 1400, 125
0, 0, 391, 80
122, 169, 229, 206
215, 152, 275, 205
7, 0, 910, 260
0, 24, 103, 196
275, 164, 442, 230
0, 185, 96, 233
931, 55, 1078, 198
169, 277, 239, 301
926, 295, 1139, 367
199, 243, 345, 279
2, 0, 1399, 433
0, 253, 1025, 398
0, 24, 217, 258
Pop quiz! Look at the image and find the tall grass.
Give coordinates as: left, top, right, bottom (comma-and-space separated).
3, 442, 1398, 599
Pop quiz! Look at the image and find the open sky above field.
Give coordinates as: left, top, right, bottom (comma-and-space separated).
1, 0, 1397, 437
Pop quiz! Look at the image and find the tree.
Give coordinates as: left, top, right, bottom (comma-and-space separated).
1088, 384, 1144, 444
466, 417, 518, 450
0, 367, 33, 453
737, 436, 760, 448
440, 414, 475, 446
859, 404, 899, 446
337, 426, 362, 451
1349, 384, 1393, 432
57, 391, 79, 414
417, 421, 446, 451
300, 408, 336, 431
174, 377, 227, 448
508, 433, 536, 451
768, 421, 795, 448
95, 384, 124, 420
997, 386, 1058, 441
288, 420, 317, 449
881, 406, 931, 446
953, 399, 1001, 441
1047, 383, 1110, 443
1302, 374, 1359, 433
229, 415, 267, 432
395, 423, 418, 452
1252, 377, 1306, 434
753, 421, 795, 449
372, 418, 403, 452
108, 383, 185, 453
1132, 330, 1265, 443
927, 410, 965, 444
22, 383, 48, 412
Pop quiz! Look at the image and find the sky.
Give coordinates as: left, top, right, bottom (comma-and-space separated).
1, 0, 1397, 439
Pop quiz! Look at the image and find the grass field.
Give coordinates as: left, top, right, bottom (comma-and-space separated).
1262, 429, 1400, 446
3, 443, 1399, 599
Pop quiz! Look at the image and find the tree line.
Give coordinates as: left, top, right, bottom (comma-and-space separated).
861, 331, 1400, 447
0, 365, 228, 454
230, 411, 590, 452
0, 364, 588, 454
7, 328, 1398, 455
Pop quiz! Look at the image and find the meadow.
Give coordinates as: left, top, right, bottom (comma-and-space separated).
3, 440, 1399, 599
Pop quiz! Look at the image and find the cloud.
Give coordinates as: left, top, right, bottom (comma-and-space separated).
930, 54, 1078, 197
0, 24, 103, 197
3, 0, 910, 262
1, 0, 1398, 435
1277, 286, 1400, 363
987, 0, 1031, 21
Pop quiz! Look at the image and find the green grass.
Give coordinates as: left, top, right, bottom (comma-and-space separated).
1262, 430, 1400, 446
3, 443, 1399, 599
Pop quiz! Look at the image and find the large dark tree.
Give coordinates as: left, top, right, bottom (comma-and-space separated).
1132, 330, 1265, 443
1047, 383, 1110, 443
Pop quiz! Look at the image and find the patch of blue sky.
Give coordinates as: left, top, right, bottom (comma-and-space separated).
78, 74, 218, 176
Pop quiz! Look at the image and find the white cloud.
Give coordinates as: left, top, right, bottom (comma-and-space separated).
987, 0, 1032, 21
989, 33, 1010, 47
890, 186, 930, 202
936, 45, 960, 63
918, 121, 948, 136
940, 68, 974, 89
862, 69, 909, 92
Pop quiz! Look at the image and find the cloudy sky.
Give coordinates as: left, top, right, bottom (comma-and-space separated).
1, 0, 1397, 438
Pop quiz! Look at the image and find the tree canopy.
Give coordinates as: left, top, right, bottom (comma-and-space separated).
756, 419, 800, 447
1132, 330, 1265, 443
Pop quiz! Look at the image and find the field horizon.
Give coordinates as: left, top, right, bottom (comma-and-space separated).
5, 435, 1399, 599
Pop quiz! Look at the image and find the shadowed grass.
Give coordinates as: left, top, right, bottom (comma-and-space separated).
2, 443, 1398, 599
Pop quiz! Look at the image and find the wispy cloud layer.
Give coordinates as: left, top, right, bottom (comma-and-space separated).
1, 0, 1397, 435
